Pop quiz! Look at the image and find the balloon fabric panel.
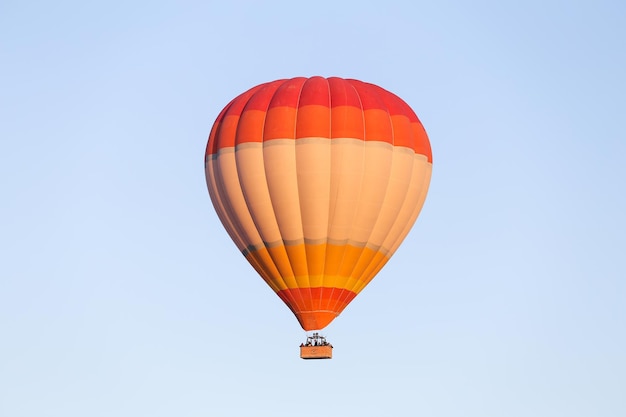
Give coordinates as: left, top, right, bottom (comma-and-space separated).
205, 76, 432, 331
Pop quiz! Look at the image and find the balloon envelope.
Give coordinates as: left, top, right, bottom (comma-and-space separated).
205, 76, 432, 331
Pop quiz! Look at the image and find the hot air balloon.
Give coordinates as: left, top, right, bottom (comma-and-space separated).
205, 76, 432, 358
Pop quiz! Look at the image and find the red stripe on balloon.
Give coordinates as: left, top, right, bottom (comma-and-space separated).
206, 77, 432, 162
277, 287, 358, 330
276, 287, 357, 314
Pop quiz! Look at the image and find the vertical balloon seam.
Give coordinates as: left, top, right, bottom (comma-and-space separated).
207, 101, 273, 291
293, 78, 314, 312
315, 76, 332, 315
357, 151, 417, 291
207, 101, 247, 248
206, 167, 267, 282
368, 112, 407, 270
362, 94, 432, 282
353, 88, 422, 290
264, 77, 314, 327
321, 77, 347, 316
212, 153, 257, 284
206, 102, 249, 253
357, 196, 416, 291
339, 80, 396, 301
339, 154, 394, 296
380, 163, 432, 268
263, 78, 312, 321
234, 85, 281, 260
316, 78, 356, 317
339, 85, 414, 303
329, 90, 372, 318
213, 110, 292, 295
211, 124, 265, 269
282, 78, 315, 319
290, 77, 315, 320
209, 147, 288, 293
362, 160, 432, 292
254, 80, 309, 316
325, 79, 368, 316
215, 86, 298, 306
385, 156, 433, 256
244, 80, 303, 311
354, 148, 414, 291
209, 87, 266, 257
350, 84, 431, 294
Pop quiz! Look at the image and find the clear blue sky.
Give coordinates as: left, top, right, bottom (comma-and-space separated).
2, 1, 625, 416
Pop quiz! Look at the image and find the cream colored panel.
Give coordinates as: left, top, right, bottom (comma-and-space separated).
295, 138, 331, 241
366, 147, 415, 247
387, 159, 432, 254
382, 156, 432, 255
263, 139, 305, 242
211, 149, 264, 250
206, 157, 248, 252
358, 156, 431, 287
328, 139, 364, 243
235, 143, 283, 243
350, 142, 394, 243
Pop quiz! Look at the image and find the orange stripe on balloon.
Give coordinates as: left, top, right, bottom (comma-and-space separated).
389, 114, 412, 149
264, 106, 297, 140
236, 110, 266, 144
363, 108, 393, 143
208, 77, 432, 155
412, 122, 432, 162
211, 114, 240, 150
304, 243, 326, 278
283, 245, 308, 278
330, 105, 364, 139
336, 245, 366, 278
296, 105, 331, 138
348, 246, 379, 283
205, 82, 271, 154
322, 243, 348, 277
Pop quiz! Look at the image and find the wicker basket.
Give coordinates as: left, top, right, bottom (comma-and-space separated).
300, 345, 333, 359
